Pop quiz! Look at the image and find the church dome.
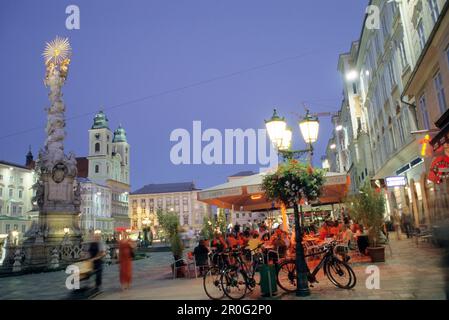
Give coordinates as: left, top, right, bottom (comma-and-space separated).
113, 125, 127, 143
92, 110, 109, 129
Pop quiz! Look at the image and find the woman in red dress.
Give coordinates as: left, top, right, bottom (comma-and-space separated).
119, 236, 135, 290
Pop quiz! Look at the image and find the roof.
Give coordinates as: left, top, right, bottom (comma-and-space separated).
77, 177, 110, 188
76, 157, 89, 178
228, 171, 256, 177
113, 125, 127, 143
201, 171, 347, 193
131, 182, 199, 195
0, 160, 31, 171
91, 110, 110, 129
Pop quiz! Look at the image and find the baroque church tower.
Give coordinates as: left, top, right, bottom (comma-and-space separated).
87, 110, 129, 184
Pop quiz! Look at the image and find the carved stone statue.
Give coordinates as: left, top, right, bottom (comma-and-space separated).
32, 181, 45, 210
73, 181, 81, 211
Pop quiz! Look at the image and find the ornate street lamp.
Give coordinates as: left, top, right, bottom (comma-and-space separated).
265, 109, 318, 160
265, 109, 287, 149
265, 108, 320, 297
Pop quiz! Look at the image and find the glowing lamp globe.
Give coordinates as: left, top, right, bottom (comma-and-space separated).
299, 112, 319, 144
279, 127, 292, 151
265, 109, 287, 149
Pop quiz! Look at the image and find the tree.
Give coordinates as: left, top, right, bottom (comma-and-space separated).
156, 209, 184, 258
200, 216, 214, 240
346, 182, 386, 247
262, 159, 325, 296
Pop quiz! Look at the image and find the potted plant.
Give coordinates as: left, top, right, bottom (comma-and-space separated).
262, 159, 325, 296
156, 209, 186, 276
347, 182, 386, 262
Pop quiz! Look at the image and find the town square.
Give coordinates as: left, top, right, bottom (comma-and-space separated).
0, 0, 449, 304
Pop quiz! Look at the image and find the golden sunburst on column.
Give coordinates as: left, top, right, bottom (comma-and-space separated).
43, 36, 72, 65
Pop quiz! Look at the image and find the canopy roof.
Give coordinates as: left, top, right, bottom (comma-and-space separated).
198, 171, 350, 211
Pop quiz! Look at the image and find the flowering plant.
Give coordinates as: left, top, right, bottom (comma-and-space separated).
262, 159, 325, 207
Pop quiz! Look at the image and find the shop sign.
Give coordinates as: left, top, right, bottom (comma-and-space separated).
428, 156, 449, 184
385, 176, 407, 187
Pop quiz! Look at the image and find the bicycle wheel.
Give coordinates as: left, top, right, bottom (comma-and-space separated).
203, 266, 225, 300
276, 260, 297, 293
325, 258, 356, 289
220, 266, 248, 300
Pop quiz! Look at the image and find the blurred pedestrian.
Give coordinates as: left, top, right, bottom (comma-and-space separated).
119, 235, 135, 290
88, 233, 106, 292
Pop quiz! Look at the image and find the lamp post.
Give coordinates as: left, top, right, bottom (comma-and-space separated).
265, 108, 320, 297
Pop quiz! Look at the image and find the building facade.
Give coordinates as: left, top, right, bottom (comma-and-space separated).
129, 182, 212, 237
0, 159, 35, 245
323, 0, 448, 224
78, 178, 114, 236
403, 0, 449, 222
0, 160, 35, 217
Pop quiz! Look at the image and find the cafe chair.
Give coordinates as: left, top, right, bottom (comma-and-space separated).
172, 256, 187, 279
184, 252, 198, 279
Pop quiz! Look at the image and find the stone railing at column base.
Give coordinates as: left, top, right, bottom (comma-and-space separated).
0, 242, 85, 276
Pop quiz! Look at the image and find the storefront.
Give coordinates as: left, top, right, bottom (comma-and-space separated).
428, 109, 449, 222
373, 135, 430, 226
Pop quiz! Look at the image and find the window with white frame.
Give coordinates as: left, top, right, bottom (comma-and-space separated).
397, 117, 405, 145
398, 40, 408, 70
388, 59, 397, 88
389, 127, 397, 150
18, 190, 22, 198
434, 72, 448, 113
417, 21, 426, 49
428, 0, 440, 23
419, 94, 431, 130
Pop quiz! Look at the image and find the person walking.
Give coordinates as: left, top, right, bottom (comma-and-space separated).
392, 209, 401, 240
88, 233, 106, 292
401, 209, 413, 239
119, 235, 135, 291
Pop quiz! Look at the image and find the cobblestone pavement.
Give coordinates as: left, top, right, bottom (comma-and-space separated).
0, 237, 447, 300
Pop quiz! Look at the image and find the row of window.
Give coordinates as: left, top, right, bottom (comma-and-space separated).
0, 205, 23, 215
93, 142, 129, 164
235, 212, 253, 219
419, 70, 449, 130
0, 174, 24, 184
0, 187, 24, 199
132, 197, 190, 208
3, 224, 27, 234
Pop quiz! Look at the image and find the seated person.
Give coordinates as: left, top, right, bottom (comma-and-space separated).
226, 233, 239, 249
193, 240, 210, 274
319, 224, 330, 240
271, 235, 287, 261
211, 233, 227, 252
246, 232, 263, 251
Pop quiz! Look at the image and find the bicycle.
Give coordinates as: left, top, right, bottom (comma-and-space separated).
220, 244, 265, 300
277, 240, 356, 293
203, 249, 232, 300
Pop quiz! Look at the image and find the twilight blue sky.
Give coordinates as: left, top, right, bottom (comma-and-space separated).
0, 0, 368, 190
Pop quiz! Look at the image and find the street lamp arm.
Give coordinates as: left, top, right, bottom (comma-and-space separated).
278, 144, 314, 160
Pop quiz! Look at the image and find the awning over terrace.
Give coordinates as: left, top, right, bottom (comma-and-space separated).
197, 171, 350, 211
